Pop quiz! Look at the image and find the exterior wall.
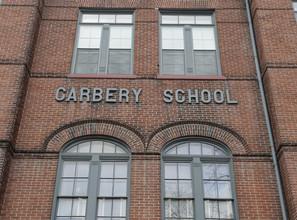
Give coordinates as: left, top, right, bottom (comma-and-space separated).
0, 0, 296, 219
0, 0, 43, 211
251, 0, 297, 219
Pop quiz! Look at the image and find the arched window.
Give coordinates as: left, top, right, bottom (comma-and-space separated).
51, 137, 131, 220
162, 138, 239, 220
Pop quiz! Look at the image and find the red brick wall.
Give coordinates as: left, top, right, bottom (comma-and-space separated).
1, 0, 295, 219
251, 1, 297, 219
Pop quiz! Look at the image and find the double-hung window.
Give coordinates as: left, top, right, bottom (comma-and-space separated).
72, 11, 134, 75
160, 12, 221, 76
162, 138, 238, 220
51, 138, 131, 220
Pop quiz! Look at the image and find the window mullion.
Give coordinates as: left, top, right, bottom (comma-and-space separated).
99, 24, 110, 74
192, 158, 205, 220
184, 25, 195, 76
85, 155, 100, 219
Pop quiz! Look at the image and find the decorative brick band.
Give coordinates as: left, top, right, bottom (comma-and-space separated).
147, 121, 249, 154
45, 119, 145, 152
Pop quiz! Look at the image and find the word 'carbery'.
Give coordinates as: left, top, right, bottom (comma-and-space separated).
55, 87, 142, 103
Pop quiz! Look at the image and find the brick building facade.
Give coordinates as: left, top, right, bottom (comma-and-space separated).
0, 0, 297, 219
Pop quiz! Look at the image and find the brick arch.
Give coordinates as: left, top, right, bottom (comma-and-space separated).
44, 119, 145, 152
147, 121, 249, 154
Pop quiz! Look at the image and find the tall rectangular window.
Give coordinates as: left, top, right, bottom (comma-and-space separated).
160, 12, 221, 76
72, 12, 134, 75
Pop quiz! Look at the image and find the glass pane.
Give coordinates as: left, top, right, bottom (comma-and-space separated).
103, 142, 116, 153
165, 200, 171, 217
113, 179, 127, 197
74, 179, 88, 196
216, 164, 230, 180
76, 162, 89, 177
112, 199, 126, 216
99, 179, 113, 196
194, 51, 218, 75
165, 180, 178, 197
293, 2, 297, 11
162, 15, 178, 24
78, 26, 101, 48
116, 14, 132, 23
91, 141, 103, 153
215, 147, 226, 156
98, 199, 112, 216
205, 200, 219, 218
163, 50, 185, 75
62, 162, 76, 177
78, 142, 90, 153
179, 16, 195, 24
179, 180, 192, 198
109, 26, 132, 49
203, 164, 216, 179
204, 181, 218, 198
218, 181, 232, 199
114, 162, 128, 178
59, 179, 74, 196
165, 163, 177, 179
101, 162, 114, 178
82, 14, 99, 23
57, 199, 72, 216
195, 15, 212, 24
166, 147, 176, 154
192, 27, 216, 50
189, 142, 201, 155
202, 144, 215, 155
177, 143, 188, 154
72, 199, 87, 216
162, 27, 184, 49
100, 14, 116, 23
219, 201, 234, 219
57, 217, 71, 220
67, 145, 78, 153
179, 200, 193, 217
165, 199, 179, 217
108, 50, 131, 75
116, 146, 126, 153
75, 49, 99, 74
178, 163, 191, 179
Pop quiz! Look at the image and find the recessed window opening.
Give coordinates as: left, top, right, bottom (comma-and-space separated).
51, 138, 131, 220
162, 138, 238, 220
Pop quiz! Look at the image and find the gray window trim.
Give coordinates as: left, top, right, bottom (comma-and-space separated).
159, 10, 222, 76
161, 137, 239, 220
51, 136, 131, 220
71, 10, 135, 75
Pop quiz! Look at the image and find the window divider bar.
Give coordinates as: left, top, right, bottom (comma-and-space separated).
184, 25, 195, 75
86, 156, 100, 219
99, 24, 110, 74
192, 158, 205, 220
